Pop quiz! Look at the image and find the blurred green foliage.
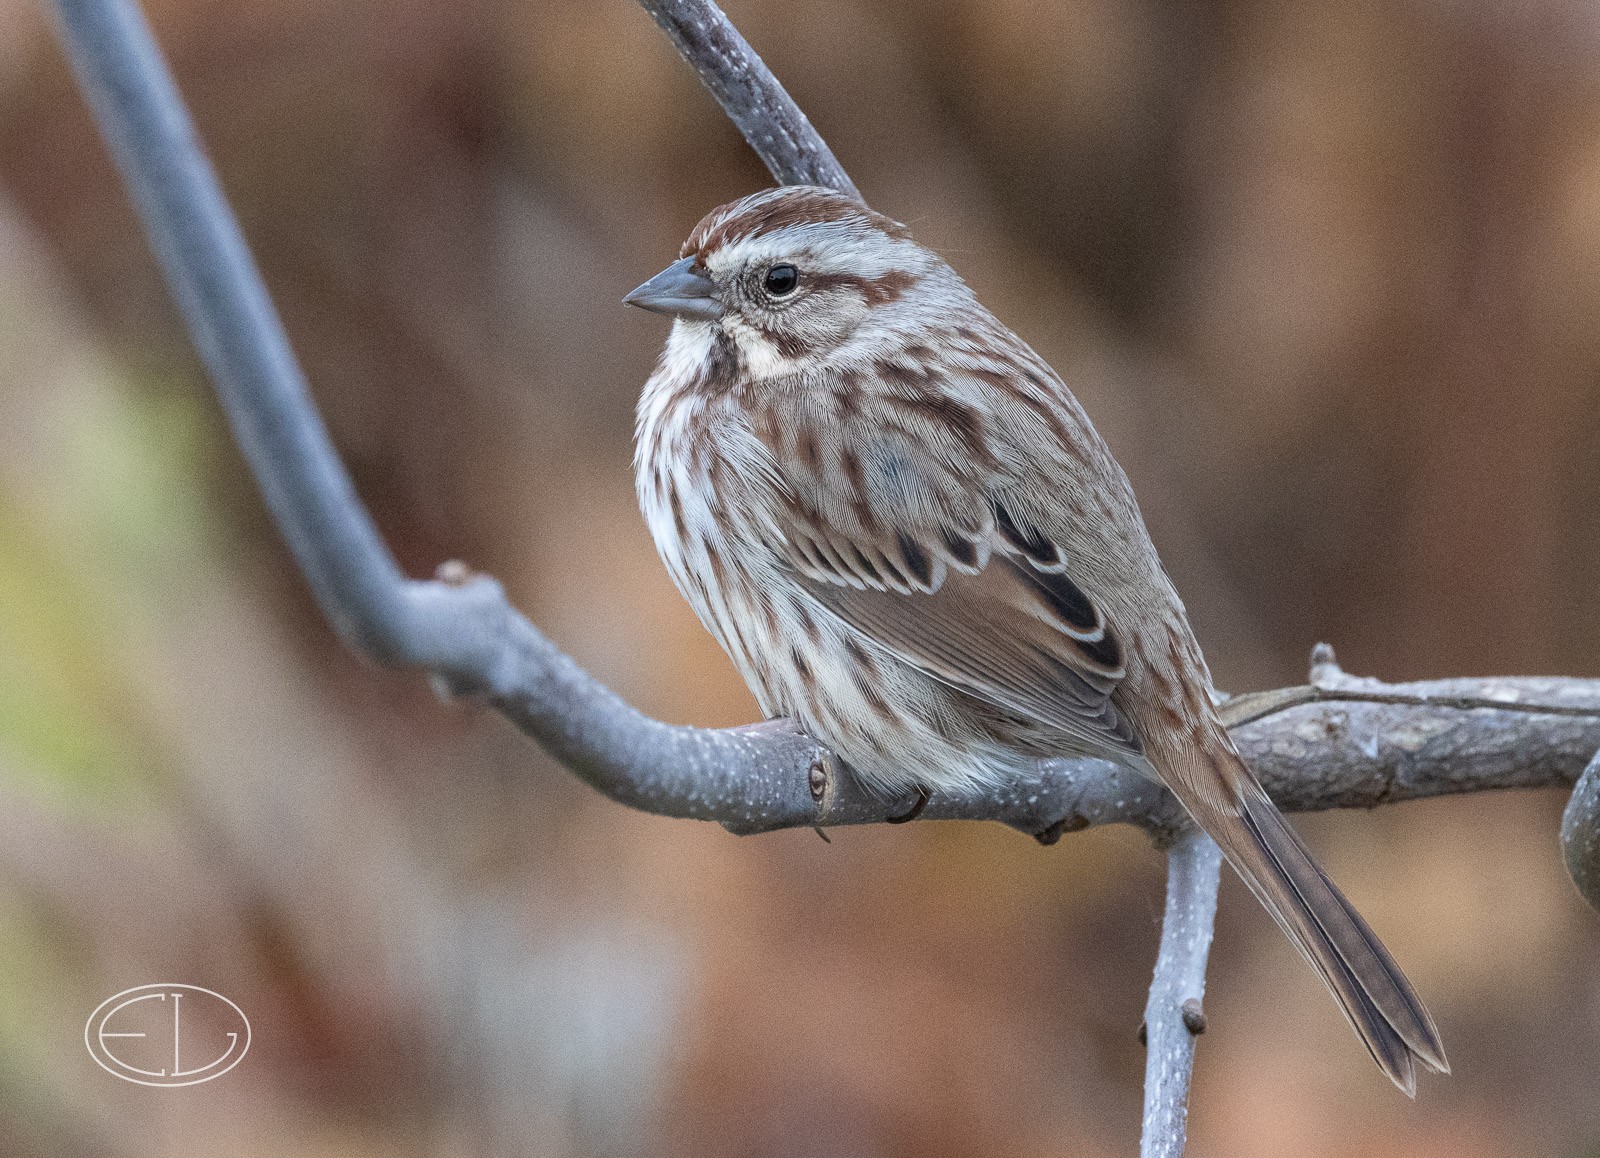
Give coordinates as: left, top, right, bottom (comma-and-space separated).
0, 376, 217, 807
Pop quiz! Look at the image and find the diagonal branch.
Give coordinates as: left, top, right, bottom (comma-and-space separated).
637, 0, 860, 198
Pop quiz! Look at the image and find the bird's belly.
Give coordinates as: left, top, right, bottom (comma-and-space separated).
647, 502, 1033, 796
636, 406, 1033, 798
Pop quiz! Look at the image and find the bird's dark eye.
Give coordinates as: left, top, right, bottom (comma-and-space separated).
763, 264, 799, 297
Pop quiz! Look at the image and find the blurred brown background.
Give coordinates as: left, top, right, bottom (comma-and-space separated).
0, 0, 1598, 1154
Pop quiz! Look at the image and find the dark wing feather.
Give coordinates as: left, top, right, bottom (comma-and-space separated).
751, 354, 1145, 759
806, 552, 1139, 753
779, 490, 1140, 756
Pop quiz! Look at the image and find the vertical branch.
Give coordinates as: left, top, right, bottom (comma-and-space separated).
1140, 827, 1223, 1158
635, 0, 861, 198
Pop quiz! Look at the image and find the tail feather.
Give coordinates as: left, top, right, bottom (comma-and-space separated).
1161, 746, 1448, 1095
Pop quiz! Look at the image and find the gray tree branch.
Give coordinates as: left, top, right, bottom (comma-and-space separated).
636, 0, 860, 198
1141, 828, 1222, 1158
46, 0, 1599, 1154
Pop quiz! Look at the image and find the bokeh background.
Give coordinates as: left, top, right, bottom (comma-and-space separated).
0, 0, 1598, 1154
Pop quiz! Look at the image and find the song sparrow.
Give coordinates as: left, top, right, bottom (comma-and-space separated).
626, 185, 1446, 1093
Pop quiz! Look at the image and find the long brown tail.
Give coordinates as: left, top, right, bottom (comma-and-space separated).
1158, 743, 1449, 1096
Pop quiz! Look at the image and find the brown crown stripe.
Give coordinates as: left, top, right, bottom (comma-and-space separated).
683, 186, 912, 259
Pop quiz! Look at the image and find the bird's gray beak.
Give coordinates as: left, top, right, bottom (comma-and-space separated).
624, 256, 721, 320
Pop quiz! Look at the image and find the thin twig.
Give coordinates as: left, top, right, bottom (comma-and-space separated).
1140, 828, 1223, 1158
636, 0, 860, 198
1222, 683, 1600, 730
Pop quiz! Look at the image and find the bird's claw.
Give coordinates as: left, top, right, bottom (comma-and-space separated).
885, 785, 930, 824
